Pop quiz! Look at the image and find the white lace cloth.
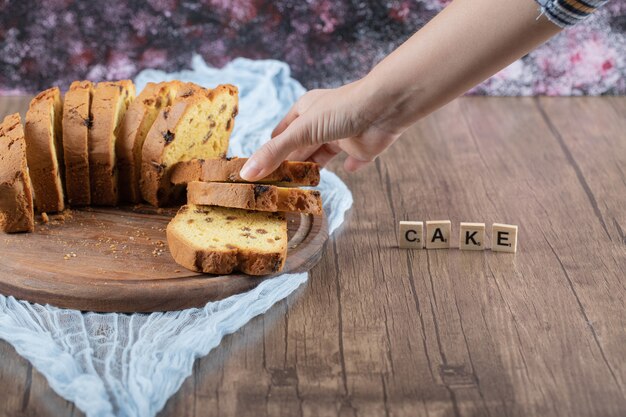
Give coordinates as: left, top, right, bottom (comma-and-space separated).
0, 57, 353, 417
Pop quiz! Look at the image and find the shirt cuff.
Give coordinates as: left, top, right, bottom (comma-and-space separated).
535, 0, 609, 28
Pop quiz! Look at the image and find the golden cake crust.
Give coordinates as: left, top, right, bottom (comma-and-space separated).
89, 80, 135, 206
166, 205, 287, 275
118, 81, 173, 203
187, 182, 323, 215
171, 157, 320, 186
62, 80, 93, 206
24, 87, 65, 213
0, 113, 35, 233
140, 84, 238, 207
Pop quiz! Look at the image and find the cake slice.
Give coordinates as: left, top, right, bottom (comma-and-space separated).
141, 84, 238, 207
62, 80, 93, 206
89, 80, 135, 206
171, 157, 320, 187
187, 182, 323, 215
0, 113, 35, 233
118, 82, 175, 203
24, 87, 65, 213
170, 81, 207, 99
166, 204, 288, 275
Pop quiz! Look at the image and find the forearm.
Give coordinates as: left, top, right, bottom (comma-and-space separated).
240, 0, 565, 178
363, 0, 562, 130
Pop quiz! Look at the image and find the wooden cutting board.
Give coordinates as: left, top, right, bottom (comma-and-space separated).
0, 206, 328, 313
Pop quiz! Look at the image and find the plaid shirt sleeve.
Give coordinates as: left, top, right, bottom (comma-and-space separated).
536, 0, 609, 27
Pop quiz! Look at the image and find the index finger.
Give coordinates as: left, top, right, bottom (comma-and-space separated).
240, 116, 311, 181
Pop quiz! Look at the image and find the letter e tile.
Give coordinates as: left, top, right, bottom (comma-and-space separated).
492, 223, 518, 253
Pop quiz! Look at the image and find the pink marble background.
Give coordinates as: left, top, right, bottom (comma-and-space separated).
0, 0, 624, 96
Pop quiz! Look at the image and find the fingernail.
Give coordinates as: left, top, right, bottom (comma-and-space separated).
240, 159, 262, 180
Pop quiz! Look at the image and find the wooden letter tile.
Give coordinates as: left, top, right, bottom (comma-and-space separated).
459, 222, 485, 251
425, 220, 451, 249
491, 223, 518, 253
399, 221, 423, 249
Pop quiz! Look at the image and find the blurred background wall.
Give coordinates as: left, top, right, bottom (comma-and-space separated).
1, 0, 624, 96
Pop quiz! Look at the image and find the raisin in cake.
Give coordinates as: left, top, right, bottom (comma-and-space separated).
89, 80, 135, 206
24, 87, 65, 213
170, 81, 207, 99
141, 84, 238, 206
118, 82, 175, 203
0, 113, 35, 233
62, 80, 93, 206
171, 157, 320, 187
187, 182, 323, 215
166, 205, 287, 275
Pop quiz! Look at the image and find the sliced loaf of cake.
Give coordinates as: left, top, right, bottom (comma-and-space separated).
0, 113, 35, 233
118, 82, 174, 203
167, 204, 287, 275
187, 182, 323, 215
24, 87, 65, 213
62, 80, 93, 206
141, 84, 238, 206
89, 80, 135, 206
171, 157, 320, 187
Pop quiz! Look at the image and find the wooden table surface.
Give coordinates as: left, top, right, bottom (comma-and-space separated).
0, 96, 624, 417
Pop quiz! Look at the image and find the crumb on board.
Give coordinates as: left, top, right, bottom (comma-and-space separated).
39, 209, 74, 226
63, 252, 77, 260
58, 209, 73, 221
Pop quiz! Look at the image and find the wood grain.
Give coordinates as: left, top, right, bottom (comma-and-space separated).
0, 95, 328, 313
0, 207, 327, 313
1, 96, 625, 417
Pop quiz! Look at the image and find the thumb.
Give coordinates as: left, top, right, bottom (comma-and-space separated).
240, 117, 312, 181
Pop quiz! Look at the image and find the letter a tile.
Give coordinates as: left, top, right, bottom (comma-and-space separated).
426, 220, 451, 249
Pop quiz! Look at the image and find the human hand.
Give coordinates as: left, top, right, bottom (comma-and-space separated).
240, 0, 563, 182
239, 77, 406, 181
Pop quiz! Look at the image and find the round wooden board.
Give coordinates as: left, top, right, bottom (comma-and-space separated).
0, 206, 328, 313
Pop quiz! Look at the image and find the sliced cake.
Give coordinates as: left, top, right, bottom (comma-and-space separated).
187, 182, 323, 215
170, 81, 207, 99
118, 82, 174, 203
167, 204, 288, 275
141, 84, 238, 207
171, 157, 320, 187
62, 80, 93, 206
24, 87, 65, 213
89, 80, 135, 206
0, 113, 35, 233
